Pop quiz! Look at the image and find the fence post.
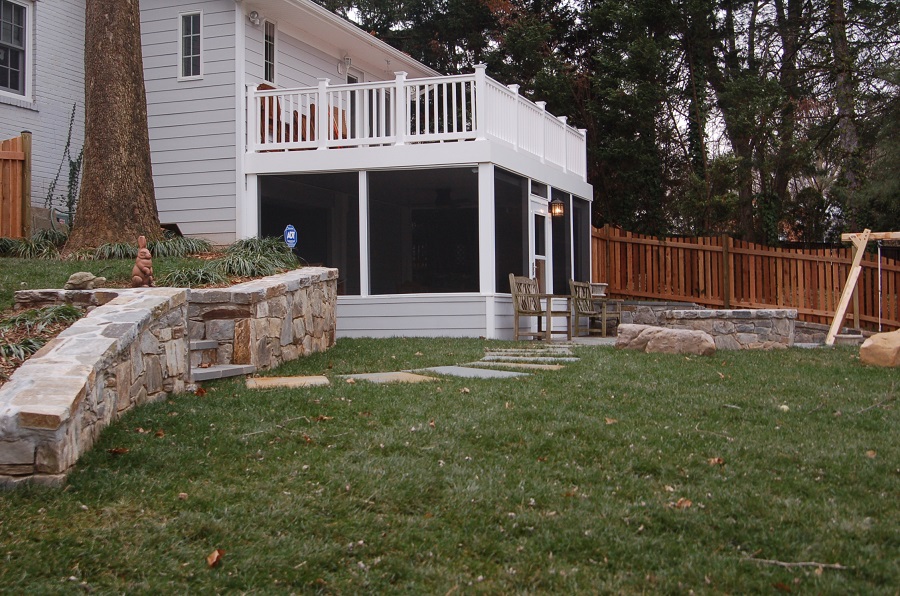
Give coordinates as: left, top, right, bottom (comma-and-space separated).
535, 101, 547, 163
473, 64, 487, 141
19, 131, 32, 237
851, 243, 860, 330
507, 84, 520, 151
721, 234, 731, 308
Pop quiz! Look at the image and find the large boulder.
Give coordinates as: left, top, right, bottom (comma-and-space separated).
616, 324, 716, 356
859, 329, 900, 367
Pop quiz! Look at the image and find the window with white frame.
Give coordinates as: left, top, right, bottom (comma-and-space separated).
179, 12, 202, 79
0, 0, 27, 95
263, 21, 275, 84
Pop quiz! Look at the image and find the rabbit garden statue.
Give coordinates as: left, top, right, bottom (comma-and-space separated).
131, 235, 154, 287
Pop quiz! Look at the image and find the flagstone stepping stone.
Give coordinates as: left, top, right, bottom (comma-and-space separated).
419, 366, 529, 378
481, 355, 579, 362
340, 372, 438, 384
464, 361, 566, 371
246, 376, 330, 389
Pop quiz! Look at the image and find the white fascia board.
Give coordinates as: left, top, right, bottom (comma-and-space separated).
261, 0, 441, 79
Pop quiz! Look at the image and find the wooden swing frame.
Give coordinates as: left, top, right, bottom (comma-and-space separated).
825, 230, 900, 346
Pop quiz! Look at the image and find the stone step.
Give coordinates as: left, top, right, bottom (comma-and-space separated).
189, 339, 221, 368
191, 364, 256, 382
190, 339, 218, 351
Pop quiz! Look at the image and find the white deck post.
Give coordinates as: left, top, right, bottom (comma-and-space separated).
536, 101, 547, 163
241, 174, 259, 239
478, 162, 497, 337
248, 84, 260, 152
474, 64, 487, 141
316, 78, 329, 150
507, 84, 520, 151
394, 72, 407, 146
579, 129, 588, 182
358, 171, 370, 297
558, 115, 568, 174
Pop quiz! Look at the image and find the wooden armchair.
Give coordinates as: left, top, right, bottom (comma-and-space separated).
509, 274, 572, 341
569, 279, 621, 337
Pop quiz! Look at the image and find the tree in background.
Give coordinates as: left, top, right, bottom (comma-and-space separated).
321, 0, 896, 241
64, 0, 161, 252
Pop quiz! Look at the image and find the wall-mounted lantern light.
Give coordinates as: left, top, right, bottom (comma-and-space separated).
248, 11, 260, 26
550, 196, 565, 217
338, 55, 352, 75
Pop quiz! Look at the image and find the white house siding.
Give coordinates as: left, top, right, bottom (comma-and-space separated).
0, 0, 85, 220
336, 295, 492, 339
141, 0, 237, 244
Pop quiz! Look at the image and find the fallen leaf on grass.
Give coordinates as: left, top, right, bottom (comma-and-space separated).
674, 497, 692, 509
206, 549, 225, 568
135, 427, 150, 434
460, 387, 470, 394
155, 430, 165, 438
866, 450, 877, 459
708, 457, 725, 466
345, 378, 356, 384
605, 418, 618, 425
178, 492, 188, 500
194, 387, 207, 397
106, 447, 129, 455
664, 485, 675, 492
314, 415, 333, 422
415, 352, 424, 356
717, 372, 725, 379
429, 419, 435, 429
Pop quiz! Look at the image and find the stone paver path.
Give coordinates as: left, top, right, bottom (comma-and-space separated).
247, 343, 582, 387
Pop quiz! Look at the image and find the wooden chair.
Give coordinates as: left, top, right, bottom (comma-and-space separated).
509, 274, 572, 341
569, 279, 621, 337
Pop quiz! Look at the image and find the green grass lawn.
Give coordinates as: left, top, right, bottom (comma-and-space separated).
1, 338, 897, 593
0, 256, 212, 312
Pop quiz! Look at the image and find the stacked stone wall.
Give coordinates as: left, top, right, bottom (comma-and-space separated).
188, 268, 337, 370
0, 268, 337, 487
663, 309, 796, 349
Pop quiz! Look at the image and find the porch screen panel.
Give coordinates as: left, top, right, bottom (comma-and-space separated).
494, 168, 528, 294
571, 196, 591, 282
259, 173, 360, 295
551, 189, 572, 294
369, 168, 479, 295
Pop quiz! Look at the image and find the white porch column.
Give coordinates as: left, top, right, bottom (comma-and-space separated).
478, 162, 497, 337
393, 72, 407, 146
358, 170, 369, 297
240, 174, 259, 239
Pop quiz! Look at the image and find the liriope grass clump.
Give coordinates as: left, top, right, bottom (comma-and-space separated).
215, 236, 300, 277
0, 228, 69, 259
157, 265, 228, 287
0, 304, 83, 361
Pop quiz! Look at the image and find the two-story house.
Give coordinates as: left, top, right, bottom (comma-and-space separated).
140, 0, 594, 340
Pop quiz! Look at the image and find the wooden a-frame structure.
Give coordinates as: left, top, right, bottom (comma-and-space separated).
825, 230, 900, 346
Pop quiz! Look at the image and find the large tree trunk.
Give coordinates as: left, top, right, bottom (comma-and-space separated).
65, 0, 161, 252
830, 0, 861, 191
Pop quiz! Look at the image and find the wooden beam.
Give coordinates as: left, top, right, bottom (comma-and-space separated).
841, 231, 900, 241
826, 229, 872, 345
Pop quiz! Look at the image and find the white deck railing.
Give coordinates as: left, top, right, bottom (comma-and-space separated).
247, 65, 587, 181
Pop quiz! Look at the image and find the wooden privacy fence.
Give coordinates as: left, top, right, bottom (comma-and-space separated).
0, 132, 31, 238
592, 225, 900, 331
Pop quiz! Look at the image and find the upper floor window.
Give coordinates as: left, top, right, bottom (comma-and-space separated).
179, 12, 202, 79
0, 0, 26, 95
263, 21, 275, 84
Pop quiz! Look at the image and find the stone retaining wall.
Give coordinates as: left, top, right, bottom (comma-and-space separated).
188, 268, 337, 370
0, 268, 337, 487
663, 309, 797, 349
